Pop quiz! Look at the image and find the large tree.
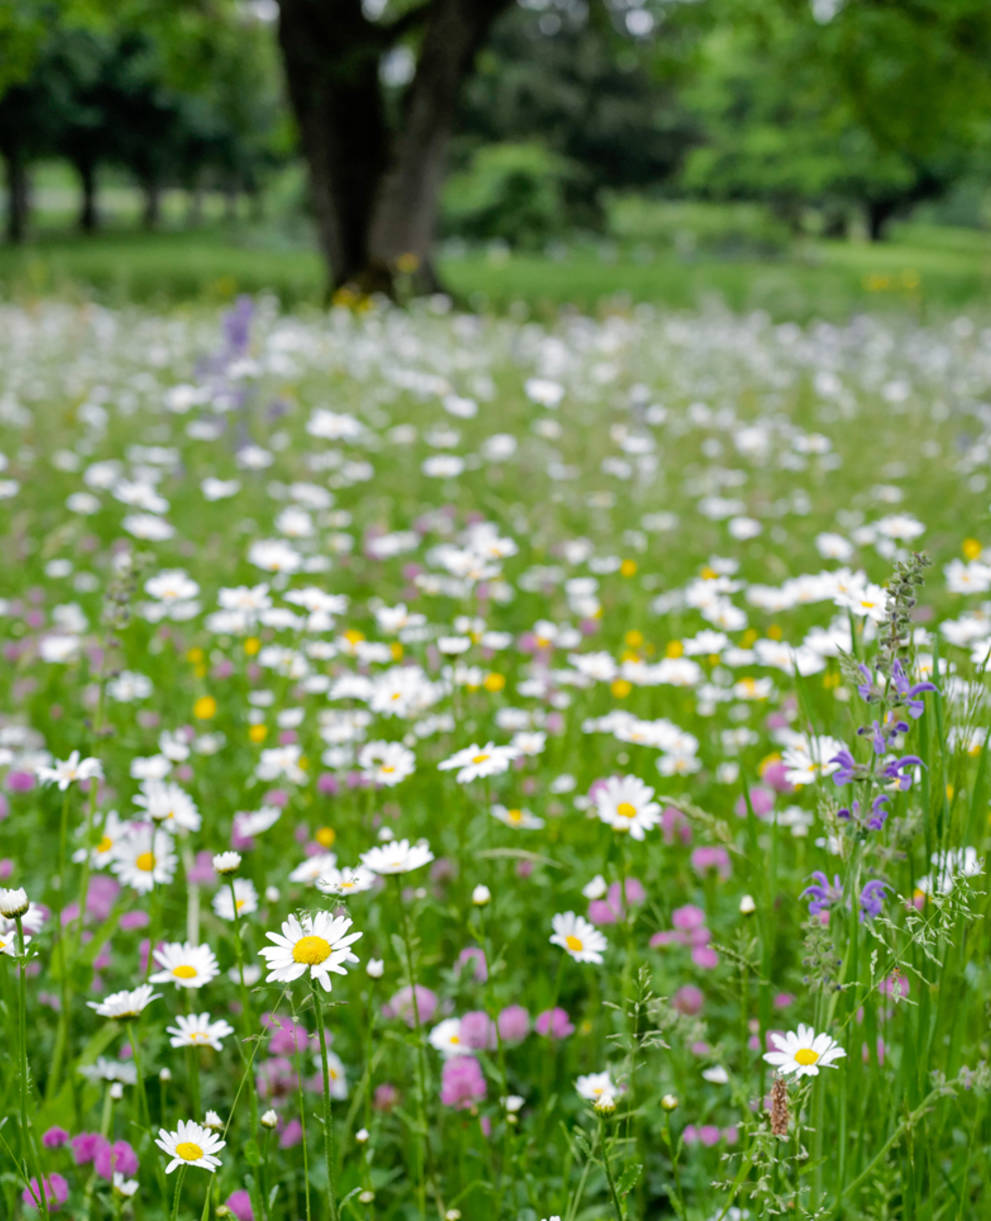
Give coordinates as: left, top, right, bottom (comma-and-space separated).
276, 0, 517, 294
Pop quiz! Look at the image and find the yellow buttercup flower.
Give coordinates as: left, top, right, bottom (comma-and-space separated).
483, 672, 505, 693
619, 558, 637, 578
316, 826, 336, 849
963, 538, 982, 560
244, 637, 261, 656
193, 696, 217, 720
610, 678, 632, 699
249, 724, 268, 744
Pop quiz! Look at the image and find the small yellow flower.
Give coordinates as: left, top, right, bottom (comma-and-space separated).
624, 629, 644, 648
396, 252, 420, 274
741, 628, 758, 647
700, 565, 717, 580
343, 628, 365, 647
315, 826, 336, 848
610, 678, 632, 699
187, 647, 204, 664
767, 623, 783, 641
193, 696, 217, 721
619, 558, 637, 578
249, 724, 267, 744
390, 641, 404, 661
483, 672, 506, 693
963, 538, 982, 561
244, 637, 261, 657
665, 640, 684, 659
822, 671, 840, 690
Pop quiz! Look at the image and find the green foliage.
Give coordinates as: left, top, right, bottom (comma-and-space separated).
442, 142, 587, 249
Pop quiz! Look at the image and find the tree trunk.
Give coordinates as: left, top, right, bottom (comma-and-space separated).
277, 0, 511, 296
866, 199, 897, 242
77, 159, 99, 234
142, 178, 161, 231
367, 0, 512, 290
4, 148, 30, 245
278, 0, 391, 293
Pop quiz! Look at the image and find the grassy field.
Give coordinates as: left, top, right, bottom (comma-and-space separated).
1, 212, 989, 318
1, 292, 991, 1218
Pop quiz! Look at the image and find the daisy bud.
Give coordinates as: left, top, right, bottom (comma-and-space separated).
0, 887, 29, 918
260, 1110, 278, 1130
739, 894, 756, 916
472, 884, 491, 906
204, 1110, 224, 1130
213, 852, 241, 876
661, 1093, 679, 1112
356, 1128, 369, 1143
593, 1093, 617, 1115
359, 1191, 375, 1204
366, 958, 384, 979
445, 1211, 462, 1221
265, 886, 280, 903
159, 1068, 172, 1083
217, 1209, 232, 1218
109, 1082, 124, 1101
582, 874, 608, 900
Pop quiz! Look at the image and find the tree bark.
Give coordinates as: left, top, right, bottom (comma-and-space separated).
142, 177, 162, 231
277, 0, 512, 296
866, 198, 897, 242
77, 159, 99, 234
367, 0, 512, 290
4, 148, 29, 245
277, 0, 391, 292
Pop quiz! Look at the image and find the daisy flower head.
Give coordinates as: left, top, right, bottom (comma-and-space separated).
594, 775, 661, 840
315, 866, 376, 898
88, 985, 159, 1021
438, 741, 518, 783
290, 853, 339, 886
149, 941, 220, 989
212, 851, 242, 876
166, 1013, 235, 1051
258, 911, 362, 992
763, 1025, 846, 1078
134, 779, 201, 834
36, 750, 103, 791
360, 838, 434, 876
492, 804, 544, 830
111, 825, 177, 893
213, 878, 258, 921
575, 1070, 617, 1101
0, 887, 30, 919
155, 1120, 225, 1174
550, 912, 607, 964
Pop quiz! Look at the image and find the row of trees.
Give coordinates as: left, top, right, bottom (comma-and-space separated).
3, 0, 991, 287
0, 9, 284, 243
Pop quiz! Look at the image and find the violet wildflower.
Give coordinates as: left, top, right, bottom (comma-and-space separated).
882, 754, 924, 791
440, 1056, 487, 1109
859, 880, 888, 921
801, 872, 843, 917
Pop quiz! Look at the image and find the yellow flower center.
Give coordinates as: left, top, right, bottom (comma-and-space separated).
293, 935, 332, 965
97, 835, 113, 854
794, 1048, 819, 1066
172, 965, 198, 980
135, 852, 156, 872
565, 935, 584, 952
175, 1141, 204, 1161
471, 753, 490, 764
235, 899, 246, 911
616, 802, 637, 819
381, 765, 396, 774
507, 809, 523, 823
189, 1031, 208, 1042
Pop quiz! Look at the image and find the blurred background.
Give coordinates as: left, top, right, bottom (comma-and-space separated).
1, 0, 990, 317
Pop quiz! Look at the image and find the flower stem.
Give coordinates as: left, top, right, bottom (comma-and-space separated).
170, 1164, 187, 1221
393, 877, 433, 1217
15, 917, 50, 1221
599, 1116, 625, 1221
310, 978, 340, 1221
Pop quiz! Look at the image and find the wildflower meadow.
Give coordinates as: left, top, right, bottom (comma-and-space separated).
2, 296, 991, 1220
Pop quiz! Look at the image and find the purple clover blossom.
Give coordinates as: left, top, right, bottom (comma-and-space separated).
801, 871, 843, 916
859, 880, 888, 920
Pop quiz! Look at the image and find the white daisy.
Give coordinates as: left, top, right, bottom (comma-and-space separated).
166, 1013, 235, 1050
360, 838, 434, 876
212, 878, 259, 921
36, 750, 103, 791
437, 741, 518, 783
149, 941, 220, 989
315, 866, 376, 897
289, 853, 338, 886
491, 804, 544, 830
111, 825, 177, 893
155, 1120, 225, 1174
429, 1017, 467, 1058
134, 780, 201, 834
763, 1025, 846, 1078
88, 985, 160, 1021
258, 911, 362, 992
594, 775, 661, 840
575, 1071, 616, 1101
549, 912, 607, 965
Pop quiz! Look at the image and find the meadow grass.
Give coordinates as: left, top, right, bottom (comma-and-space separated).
0, 213, 989, 318
0, 295, 989, 1219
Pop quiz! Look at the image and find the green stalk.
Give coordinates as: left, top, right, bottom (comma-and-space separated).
310, 978, 340, 1221
15, 916, 50, 1221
